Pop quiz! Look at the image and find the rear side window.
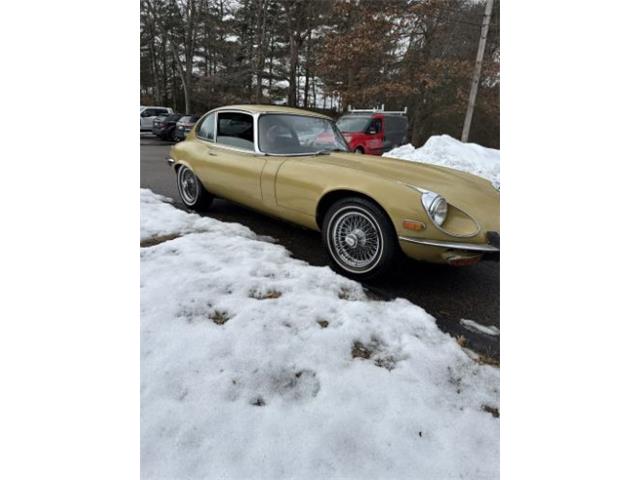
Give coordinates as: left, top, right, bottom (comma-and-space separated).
197, 113, 216, 140
217, 112, 254, 150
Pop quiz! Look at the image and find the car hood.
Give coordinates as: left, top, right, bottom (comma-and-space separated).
315, 152, 499, 211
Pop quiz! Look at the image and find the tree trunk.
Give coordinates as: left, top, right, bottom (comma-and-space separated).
288, 33, 299, 106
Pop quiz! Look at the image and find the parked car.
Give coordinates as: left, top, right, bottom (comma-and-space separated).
174, 114, 201, 141
337, 106, 409, 155
152, 113, 183, 140
140, 106, 174, 131
167, 105, 499, 280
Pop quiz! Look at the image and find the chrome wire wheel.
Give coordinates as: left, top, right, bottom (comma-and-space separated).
178, 167, 198, 206
329, 207, 383, 273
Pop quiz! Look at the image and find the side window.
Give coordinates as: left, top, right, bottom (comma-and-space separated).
370, 119, 382, 134
197, 113, 216, 140
217, 112, 254, 150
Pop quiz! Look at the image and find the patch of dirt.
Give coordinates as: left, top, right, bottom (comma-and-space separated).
209, 310, 233, 325
474, 353, 500, 367
351, 341, 372, 359
250, 396, 266, 407
447, 366, 463, 394
249, 289, 282, 300
482, 405, 500, 418
351, 339, 397, 370
317, 319, 329, 328
140, 233, 182, 247
338, 287, 360, 300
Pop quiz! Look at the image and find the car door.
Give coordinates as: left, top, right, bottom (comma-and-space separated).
365, 118, 384, 154
191, 111, 266, 207
141, 108, 157, 130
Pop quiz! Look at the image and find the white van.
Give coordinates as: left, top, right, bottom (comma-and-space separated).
140, 106, 174, 131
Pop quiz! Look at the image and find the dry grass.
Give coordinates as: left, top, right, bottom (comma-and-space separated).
209, 310, 232, 325
140, 233, 182, 247
249, 289, 282, 300
317, 319, 329, 329
474, 353, 500, 367
351, 341, 372, 359
482, 405, 500, 418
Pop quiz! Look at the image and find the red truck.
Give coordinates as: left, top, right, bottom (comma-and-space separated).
336, 106, 409, 155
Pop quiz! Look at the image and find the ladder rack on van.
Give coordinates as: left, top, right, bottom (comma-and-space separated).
346, 104, 407, 115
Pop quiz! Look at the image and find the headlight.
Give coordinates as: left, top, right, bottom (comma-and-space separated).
421, 191, 448, 226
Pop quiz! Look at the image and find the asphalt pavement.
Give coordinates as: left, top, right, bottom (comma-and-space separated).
140, 133, 500, 360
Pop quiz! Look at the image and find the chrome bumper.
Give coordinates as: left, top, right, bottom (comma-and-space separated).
398, 236, 499, 253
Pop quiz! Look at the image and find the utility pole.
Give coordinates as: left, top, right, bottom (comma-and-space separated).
461, 0, 495, 142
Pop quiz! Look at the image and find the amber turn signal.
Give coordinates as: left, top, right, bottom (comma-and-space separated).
402, 220, 426, 232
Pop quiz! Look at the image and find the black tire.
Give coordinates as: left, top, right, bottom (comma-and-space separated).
176, 165, 213, 211
354, 147, 365, 154
322, 197, 398, 280
167, 127, 177, 142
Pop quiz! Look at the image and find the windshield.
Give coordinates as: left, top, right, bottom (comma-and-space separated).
258, 114, 348, 155
336, 116, 372, 133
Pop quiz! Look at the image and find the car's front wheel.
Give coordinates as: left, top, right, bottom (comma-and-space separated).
176, 165, 212, 211
322, 197, 398, 280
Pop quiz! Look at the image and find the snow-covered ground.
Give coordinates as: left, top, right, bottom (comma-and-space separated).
384, 134, 500, 188
140, 189, 499, 479
461, 318, 500, 337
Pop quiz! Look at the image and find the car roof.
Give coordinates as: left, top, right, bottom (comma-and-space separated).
213, 104, 331, 120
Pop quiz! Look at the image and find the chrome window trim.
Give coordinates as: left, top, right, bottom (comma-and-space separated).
196, 109, 263, 155
398, 236, 499, 252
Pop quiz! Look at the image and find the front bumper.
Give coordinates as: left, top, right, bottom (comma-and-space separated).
398, 232, 500, 264
398, 236, 499, 252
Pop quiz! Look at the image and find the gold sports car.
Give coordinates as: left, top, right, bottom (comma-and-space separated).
167, 105, 499, 280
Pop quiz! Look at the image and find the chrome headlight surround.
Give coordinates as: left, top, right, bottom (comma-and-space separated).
420, 190, 448, 226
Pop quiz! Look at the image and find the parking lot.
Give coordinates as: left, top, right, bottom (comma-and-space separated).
140, 133, 500, 359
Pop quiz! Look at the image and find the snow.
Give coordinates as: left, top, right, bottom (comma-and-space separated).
460, 319, 500, 337
384, 134, 500, 188
140, 188, 499, 479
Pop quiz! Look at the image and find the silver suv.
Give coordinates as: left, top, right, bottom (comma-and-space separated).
140, 106, 174, 131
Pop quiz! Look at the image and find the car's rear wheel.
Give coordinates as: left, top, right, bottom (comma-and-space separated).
322, 197, 397, 280
176, 165, 212, 211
